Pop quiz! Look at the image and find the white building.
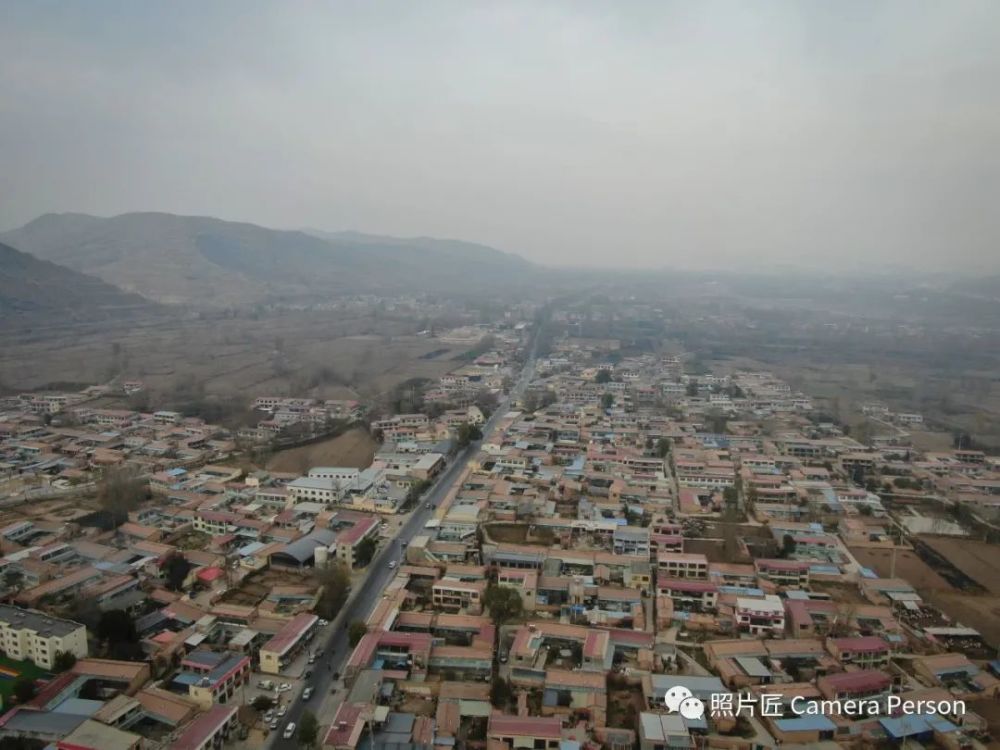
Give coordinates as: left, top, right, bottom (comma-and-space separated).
0, 604, 88, 669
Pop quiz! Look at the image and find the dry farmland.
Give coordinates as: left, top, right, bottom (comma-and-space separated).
916, 536, 1000, 595
848, 545, 953, 590
0, 309, 465, 399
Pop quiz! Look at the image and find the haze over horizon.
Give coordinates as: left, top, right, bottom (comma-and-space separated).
3, 1, 1000, 273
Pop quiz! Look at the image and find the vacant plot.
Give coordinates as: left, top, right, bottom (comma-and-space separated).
848, 546, 952, 590
917, 537, 1000, 595
218, 568, 313, 607
484, 523, 554, 547
267, 427, 376, 474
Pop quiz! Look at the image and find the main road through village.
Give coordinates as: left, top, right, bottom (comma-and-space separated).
267, 343, 538, 749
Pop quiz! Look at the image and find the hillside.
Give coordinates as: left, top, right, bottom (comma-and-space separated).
0, 241, 152, 326
1, 213, 534, 307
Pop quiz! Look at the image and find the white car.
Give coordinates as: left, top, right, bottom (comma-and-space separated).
283, 723, 296, 739
302, 686, 313, 701
318, 619, 329, 627
276, 683, 292, 693
276, 705, 287, 717
388, 560, 397, 569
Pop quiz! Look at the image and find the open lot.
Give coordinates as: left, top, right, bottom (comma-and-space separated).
916, 537, 1000, 595
848, 546, 953, 590
266, 428, 377, 474
218, 568, 315, 608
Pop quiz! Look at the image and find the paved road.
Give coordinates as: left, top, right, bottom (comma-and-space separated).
268, 343, 537, 748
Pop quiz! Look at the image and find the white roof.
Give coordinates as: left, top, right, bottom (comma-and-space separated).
736, 595, 784, 614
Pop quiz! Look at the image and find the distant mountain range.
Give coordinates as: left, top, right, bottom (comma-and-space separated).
0, 212, 535, 307
0, 240, 152, 326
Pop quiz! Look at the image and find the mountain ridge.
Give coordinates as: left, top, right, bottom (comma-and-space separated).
1, 212, 535, 307
0, 240, 154, 325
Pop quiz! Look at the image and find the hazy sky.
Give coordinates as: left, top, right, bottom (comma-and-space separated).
2, 1, 999, 271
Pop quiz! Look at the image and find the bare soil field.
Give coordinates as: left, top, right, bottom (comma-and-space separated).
266, 427, 377, 474
920, 589, 1000, 648
968, 698, 1000, 747
848, 546, 953, 590
917, 537, 1000, 595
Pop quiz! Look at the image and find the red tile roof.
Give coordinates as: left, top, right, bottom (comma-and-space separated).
820, 669, 891, 694
489, 715, 562, 739
829, 636, 890, 653
170, 704, 238, 750
261, 613, 317, 657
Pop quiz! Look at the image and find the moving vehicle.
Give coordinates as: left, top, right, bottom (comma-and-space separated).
388, 560, 397, 569
283, 723, 296, 739
302, 686, 313, 701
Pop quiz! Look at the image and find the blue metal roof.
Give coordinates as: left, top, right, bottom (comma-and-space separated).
879, 714, 958, 738
772, 715, 836, 732
808, 564, 841, 574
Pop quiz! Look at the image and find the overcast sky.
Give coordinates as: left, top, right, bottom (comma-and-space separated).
2, 1, 999, 272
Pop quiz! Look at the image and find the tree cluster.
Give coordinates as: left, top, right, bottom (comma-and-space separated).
456, 422, 483, 448
483, 584, 523, 625
314, 563, 351, 620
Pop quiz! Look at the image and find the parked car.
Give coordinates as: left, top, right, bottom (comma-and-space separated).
269, 720, 279, 730
304, 669, 313, 678
277, 705, 287, 717
283, 723, 296, 740
388, 560, 397, 569
276, 683, 292, 693
318, 619, 329, 627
